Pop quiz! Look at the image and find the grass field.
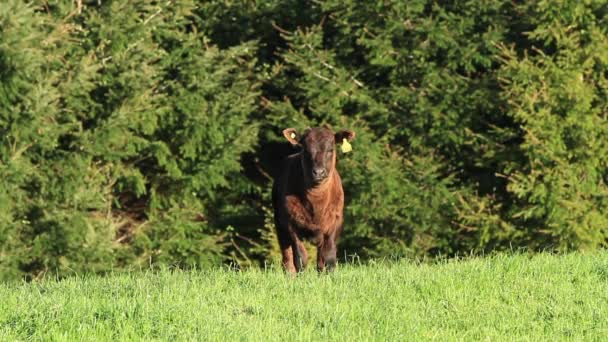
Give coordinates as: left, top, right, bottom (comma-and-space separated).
1, 252, 607, 341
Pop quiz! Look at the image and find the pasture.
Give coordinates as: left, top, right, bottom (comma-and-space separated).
1, 252, 607, 340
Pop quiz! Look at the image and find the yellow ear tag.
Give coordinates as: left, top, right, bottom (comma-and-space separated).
341, 138, 352, 153
290, 132, 296, 139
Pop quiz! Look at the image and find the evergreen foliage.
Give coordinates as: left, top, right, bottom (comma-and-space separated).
0, 0, 607, 279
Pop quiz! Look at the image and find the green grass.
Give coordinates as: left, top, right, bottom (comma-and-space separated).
1, 252, 608, 341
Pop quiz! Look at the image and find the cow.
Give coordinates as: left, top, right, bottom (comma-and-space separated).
272, 126, 355, 273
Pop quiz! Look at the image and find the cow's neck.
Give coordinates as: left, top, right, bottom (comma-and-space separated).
304, 172, 337, 205
287, 170, 342, 232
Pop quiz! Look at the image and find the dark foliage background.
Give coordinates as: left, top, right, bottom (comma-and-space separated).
1, 0, 607, 280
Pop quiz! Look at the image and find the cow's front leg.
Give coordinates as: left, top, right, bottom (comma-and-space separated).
277, 233, 296, 274
317, 234, 337, 272
289, 229, 308, 273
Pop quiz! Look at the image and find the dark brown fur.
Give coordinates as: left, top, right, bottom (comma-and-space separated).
272, 127, 355, 273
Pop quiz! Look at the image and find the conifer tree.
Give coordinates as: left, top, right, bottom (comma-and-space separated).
1, 0, 607, 280
498, 1, 608, 250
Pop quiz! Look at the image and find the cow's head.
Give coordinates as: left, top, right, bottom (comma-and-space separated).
283, 127, 355, 184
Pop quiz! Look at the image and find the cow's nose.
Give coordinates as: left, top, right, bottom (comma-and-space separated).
312, 168, 326, 178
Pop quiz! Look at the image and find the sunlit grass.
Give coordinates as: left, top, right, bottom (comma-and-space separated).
1, 252, 607, 340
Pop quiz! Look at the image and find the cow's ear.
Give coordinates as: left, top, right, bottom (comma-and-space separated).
282, 128, 299, 145
335, 130, 355, 142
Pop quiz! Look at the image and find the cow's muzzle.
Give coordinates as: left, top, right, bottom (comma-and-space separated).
312, 167, 328, 182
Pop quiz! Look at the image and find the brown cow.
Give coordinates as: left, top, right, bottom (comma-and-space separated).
272, 126, 355, 273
